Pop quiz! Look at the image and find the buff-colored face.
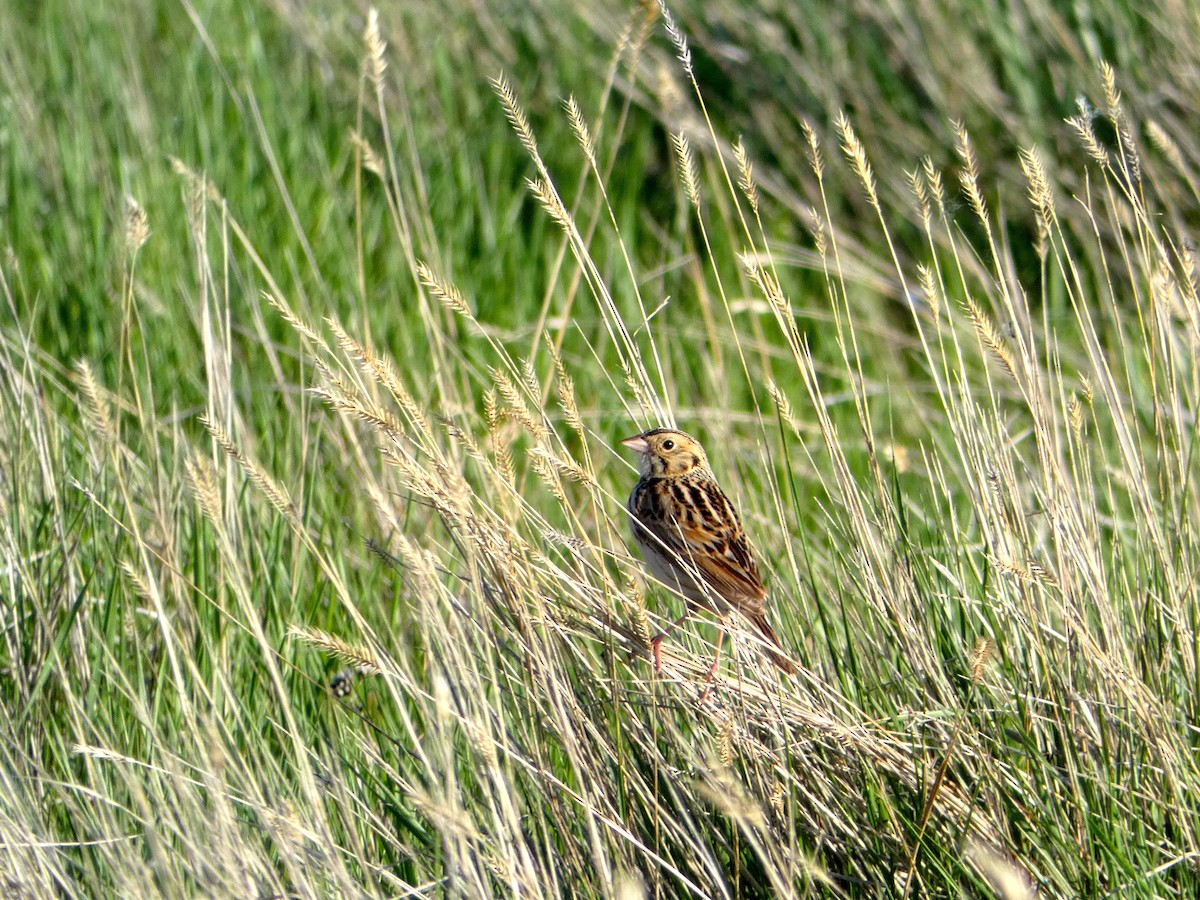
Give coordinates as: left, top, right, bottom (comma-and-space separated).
620, 428, 708, 478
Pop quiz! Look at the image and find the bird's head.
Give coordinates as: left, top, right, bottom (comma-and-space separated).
620, 428, 709, 478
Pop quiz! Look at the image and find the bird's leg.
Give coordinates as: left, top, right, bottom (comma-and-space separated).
650, 611, 692, 673
697, 621, 726, 703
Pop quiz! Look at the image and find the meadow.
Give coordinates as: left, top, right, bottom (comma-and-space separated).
2, 0, 1200, 896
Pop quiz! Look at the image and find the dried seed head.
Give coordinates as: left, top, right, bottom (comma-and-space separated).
493, 73, 539, 161
528, 177, 570, 229
733, 138, 759, 215
800, 119, 824, 180
1019, 147, 1054, 259
530, 451, 567, 503
1068, 105, 1110, 169
909, 168, 931, 232
565, 95, 594, 164
921, 157, 946, 218
290, 625, 382, 676
968, 638, 992, 685
351, 130, 385, 178
917, 265, 941, 321
185, 452, 223, 528
964, 299, 1017, 380
837, 112, 878, 209
200, 415, 299, 523
76, 359, 115, 448
673, 131, 700, 208
718, 718, 734, 766
658, 0, 693, 76
417, 262, 472, 317
953, 121, 989, 223
364, 8, 387, 90
124, 194, 150, 252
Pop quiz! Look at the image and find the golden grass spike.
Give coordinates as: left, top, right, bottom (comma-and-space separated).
800, 119, 824, 180
564, 95, 594, 165
921, 156, 946, 218
968, 638, 992, 685
363, 8, 386, 91
289, 625, 381, 676
916, 265, 941, 320
529, 452, 566, 503
529, 448, 593, 486
953, 120, 989, 223
554, 370, 584, 442
328, 317, 432, 435
264, 291, 322, 345
492, 73, 539, 161
199, 415, 299, 524
1019, 147, 1054, 258
490, 366, 546, 439
416, 261, 472, 318
767, 380, 805, 440
656, 0, 693, 76
184, 452, 222, 529
1099, 61, 1120, 117
672, 131, 700, 208
527, 177, 570, 229
964, 299, 1016, 380
1145, 119, 1184, 172
909, 168, 931, 232
733, 139, 759, 215
1067, 108, 1110, 168
350, 130, 385, 178
836, 112, 878, 210
76, 360, 115, 448
1069, 393, 1085, 439
123, 194, 150, 252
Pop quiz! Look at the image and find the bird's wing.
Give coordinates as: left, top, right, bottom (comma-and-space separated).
676, 507, 768, 606
636, 477, 767, 607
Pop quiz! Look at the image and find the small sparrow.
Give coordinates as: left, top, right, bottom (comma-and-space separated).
621, 428, 796, 690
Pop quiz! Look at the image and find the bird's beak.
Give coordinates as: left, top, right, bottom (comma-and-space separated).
620, 434, 650, 454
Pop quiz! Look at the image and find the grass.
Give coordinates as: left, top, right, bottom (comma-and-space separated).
3, 0, 1200, 896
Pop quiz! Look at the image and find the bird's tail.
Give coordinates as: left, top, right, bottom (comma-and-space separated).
747, 613, 797, 675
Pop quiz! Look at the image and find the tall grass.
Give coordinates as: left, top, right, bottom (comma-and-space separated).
3, 0, 1200, 896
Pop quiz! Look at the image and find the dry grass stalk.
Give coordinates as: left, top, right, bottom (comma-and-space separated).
800, 120, 824, 180
363, 8, 386, 91
199, 415, 299, 524
184, 452, 223, 528
1067, 103, 1110, 168
672, 131, 700, 208
732, 139, 759, 215
76, 359, 116, 448
289, 625, 382, 676
350, 130, 385, 178
490, 366, 547, 439
953, 121, 989, 224
492, 73, 540, 163
836, 113, 878, 209
656, 0, 693, 76
1019, 147, 1054, 259
964, 299, 1017, 380
417, 261, 473, 318
123, 194, 150, 253
565, 95, 595, 165
263, 291, 322, 345
909, 168, 932, 232
921, 157, 947, 219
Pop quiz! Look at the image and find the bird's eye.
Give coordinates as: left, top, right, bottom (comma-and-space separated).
662, 439, 675, 450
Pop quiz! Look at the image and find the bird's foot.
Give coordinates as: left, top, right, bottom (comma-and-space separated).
650, 634, 665, 673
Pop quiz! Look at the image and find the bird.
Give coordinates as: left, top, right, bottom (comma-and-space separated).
620, 427, 796, 694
